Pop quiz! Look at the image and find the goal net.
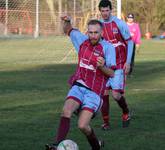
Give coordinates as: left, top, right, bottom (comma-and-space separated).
0, 0, 121, 37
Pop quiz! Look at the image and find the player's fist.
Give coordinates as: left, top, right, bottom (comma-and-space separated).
124, 63, 131, 74
61, 15, 71, 22
97, 56, 105, 67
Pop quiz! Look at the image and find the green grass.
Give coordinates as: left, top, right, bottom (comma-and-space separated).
0, 37, 165, 150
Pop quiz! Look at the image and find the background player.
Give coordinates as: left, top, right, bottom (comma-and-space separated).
127, 13, 141, 75
98, 0, 134, 130
46, 17, 116, 150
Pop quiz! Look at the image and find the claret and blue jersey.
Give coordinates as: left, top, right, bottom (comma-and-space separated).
68, 29, 116, 96
69, 29, 116, 68
100, 16, 133, 68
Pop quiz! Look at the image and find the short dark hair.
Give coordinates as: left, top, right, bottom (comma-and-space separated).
88, 19, 103, 29
98, 0, 112, 10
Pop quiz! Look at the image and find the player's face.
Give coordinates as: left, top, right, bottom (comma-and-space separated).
100, 7, 111, 21
88, 24, 102, 45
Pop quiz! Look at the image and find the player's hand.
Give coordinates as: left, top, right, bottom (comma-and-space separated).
61, 15, 71, 22
124, 63, 131, 74
61, 15, 72, 35
97, 57, 105, 67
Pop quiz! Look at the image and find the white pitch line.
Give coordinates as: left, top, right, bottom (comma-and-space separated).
59, 48, 75, 63
131, 88, 165, 92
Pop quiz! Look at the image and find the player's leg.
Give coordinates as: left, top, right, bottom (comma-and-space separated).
55, 98, 80, 143
78, 89, 103, 150
46, 99, 80, 150
112, 91, 130, 127
55, 85, 84, 143
111, 69, 131, 127
46, 85, 82, 150
101, 89, 110, 130
112, 91, 129, 114
78, 110, 103, 150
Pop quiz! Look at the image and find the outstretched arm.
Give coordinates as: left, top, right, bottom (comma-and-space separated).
61, 16, 88, 52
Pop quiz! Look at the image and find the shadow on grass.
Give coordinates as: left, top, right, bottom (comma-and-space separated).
0, 60, 165, 150
128, 60, 165, 81
0, 64, 76, 94
0, 60, 165, 92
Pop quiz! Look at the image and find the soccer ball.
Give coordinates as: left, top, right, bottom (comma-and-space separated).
57, 139, 79, 150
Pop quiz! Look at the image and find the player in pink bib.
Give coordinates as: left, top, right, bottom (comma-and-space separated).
127, 13, 141, 75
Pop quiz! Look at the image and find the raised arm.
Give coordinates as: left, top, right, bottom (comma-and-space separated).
61, 16, 73, 35
61, 16, 88, 52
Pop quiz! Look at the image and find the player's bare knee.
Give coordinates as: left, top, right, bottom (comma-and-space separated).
112, 91, 121, 101
78, 123, 85, 130
78, 123, 88, 133
61, 109, 72, 118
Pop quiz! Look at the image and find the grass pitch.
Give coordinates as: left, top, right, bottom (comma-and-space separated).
0, 37, 165, 150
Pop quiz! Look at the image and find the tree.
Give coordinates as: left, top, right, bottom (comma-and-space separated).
122, 0, 165, 35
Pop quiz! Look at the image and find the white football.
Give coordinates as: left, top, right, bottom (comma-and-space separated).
57, 139, 79, 150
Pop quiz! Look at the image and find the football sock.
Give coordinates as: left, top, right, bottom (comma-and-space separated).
55, 116, 70, 144
117, 96, 129, 114
101, 95, 110, 125
86, 129, 100, 150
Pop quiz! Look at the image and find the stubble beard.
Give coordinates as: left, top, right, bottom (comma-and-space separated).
90, 39, 99, 46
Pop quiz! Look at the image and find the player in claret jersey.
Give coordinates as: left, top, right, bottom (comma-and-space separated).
46, 17, 116, 150
98, 0, 134, 130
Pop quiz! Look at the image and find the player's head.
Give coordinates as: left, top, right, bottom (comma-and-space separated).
127, 13, 134, 23
98, 0, 112, 21
87, 19, 103, 45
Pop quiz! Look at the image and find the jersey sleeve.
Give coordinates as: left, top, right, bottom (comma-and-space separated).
117, 20, 131, 41
103, 41, 116, 69
69, 29, 88, 53
117, 20, 134, 64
